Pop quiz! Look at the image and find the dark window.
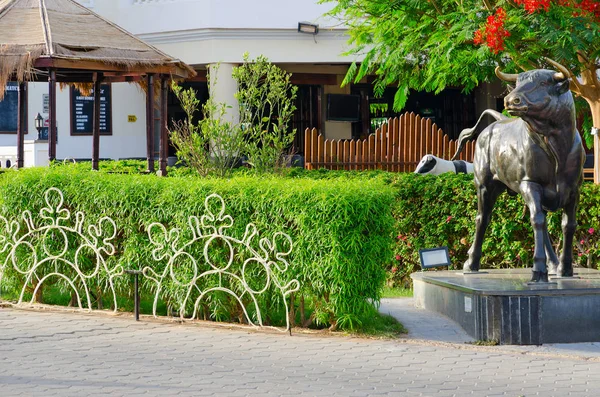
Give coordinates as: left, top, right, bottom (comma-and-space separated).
0, 82, 27, 134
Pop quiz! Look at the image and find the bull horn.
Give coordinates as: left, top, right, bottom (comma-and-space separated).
543, 57, 570, 81
494, 67, 518, 82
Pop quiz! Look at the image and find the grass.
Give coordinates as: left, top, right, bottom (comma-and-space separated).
382, 286, 413, 298
349, 311, 407, 338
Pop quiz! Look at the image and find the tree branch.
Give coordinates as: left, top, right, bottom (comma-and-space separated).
576, 51, 599, 91
429, 0, 444, 15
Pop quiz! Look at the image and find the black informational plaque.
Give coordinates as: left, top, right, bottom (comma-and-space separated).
0, 82, 19, 133
70, 84, 112, 135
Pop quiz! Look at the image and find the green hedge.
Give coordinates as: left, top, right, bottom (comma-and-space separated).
388, 173, 600, 286
0, 167, 394, 330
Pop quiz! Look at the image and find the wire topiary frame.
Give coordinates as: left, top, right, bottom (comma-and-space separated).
143, 193, 300, 332
0, 187, 122, 310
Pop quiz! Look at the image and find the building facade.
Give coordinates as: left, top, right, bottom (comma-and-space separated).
0, 0, 502, 166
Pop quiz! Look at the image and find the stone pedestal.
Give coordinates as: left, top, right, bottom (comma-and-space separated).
24, 139, 49, 167
412, 268, 600, 345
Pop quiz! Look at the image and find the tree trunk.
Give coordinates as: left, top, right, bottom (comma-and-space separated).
34, 282, 44, 303
587, 100, 600, 184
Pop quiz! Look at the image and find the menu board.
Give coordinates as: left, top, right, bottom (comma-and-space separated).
0, 82, 19, 132
70, 84, 112, 135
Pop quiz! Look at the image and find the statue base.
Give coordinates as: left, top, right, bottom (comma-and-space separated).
411, 268, 600, 345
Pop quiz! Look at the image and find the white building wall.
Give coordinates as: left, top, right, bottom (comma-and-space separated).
8, 82, 149, 162
88, 0, 339, 35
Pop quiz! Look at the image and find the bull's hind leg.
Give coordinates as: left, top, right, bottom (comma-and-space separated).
558, 195, 578, 277
464, 181, 504, 272
544, 226, 559, 275
520, 182, 548, 282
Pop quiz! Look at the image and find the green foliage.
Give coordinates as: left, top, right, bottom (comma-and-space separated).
0, 167, 394, 331
169, 65, 246, 177
323, 0, 600, 140
324, 0, 599, 96
233, 53, 298, 173
387, 173, 600, 287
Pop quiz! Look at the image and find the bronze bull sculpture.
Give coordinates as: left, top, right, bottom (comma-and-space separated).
452, 60, 584, 282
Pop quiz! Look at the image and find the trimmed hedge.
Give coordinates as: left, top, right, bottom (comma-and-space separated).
0, 167, 394, 329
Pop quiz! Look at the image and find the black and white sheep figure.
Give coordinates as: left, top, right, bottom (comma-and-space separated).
414, 154, 474, 175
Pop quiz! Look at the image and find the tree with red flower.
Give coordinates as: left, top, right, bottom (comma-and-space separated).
324, 0, 600, 181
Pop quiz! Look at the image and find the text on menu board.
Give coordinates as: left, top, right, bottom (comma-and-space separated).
71, 85, 112, 135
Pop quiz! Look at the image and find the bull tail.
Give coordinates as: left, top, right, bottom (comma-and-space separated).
451, 109, 507, 161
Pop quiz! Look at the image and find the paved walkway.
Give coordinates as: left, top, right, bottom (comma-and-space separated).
2, 300, 600, 396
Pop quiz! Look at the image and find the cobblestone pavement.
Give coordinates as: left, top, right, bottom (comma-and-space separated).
2, 303, 600, 396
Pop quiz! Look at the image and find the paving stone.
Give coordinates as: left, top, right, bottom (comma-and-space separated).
3, 306, 600, 396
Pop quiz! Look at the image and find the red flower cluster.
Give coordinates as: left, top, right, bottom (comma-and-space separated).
576, 0, 600, 18
473, 8, 511, 54
514, 0, 551, 13
519, 0, 600, 18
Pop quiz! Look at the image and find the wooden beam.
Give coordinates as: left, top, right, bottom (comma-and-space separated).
92, 73, 102, 171
34, 58, 195, 79
16, 82, 26, 168
146, 74, 155, 172
49, 69, 57, 162
184, 70, 208, 82
290, 73, 338, 86
159, 76, 168, 176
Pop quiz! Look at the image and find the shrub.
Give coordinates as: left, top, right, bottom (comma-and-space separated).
0, 167, 394, 330
233, 53, 298, 173
169, 67, 246, 177
387, 173, 600, 287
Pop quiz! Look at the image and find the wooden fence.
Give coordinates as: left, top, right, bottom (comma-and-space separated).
304, 112, 475, 171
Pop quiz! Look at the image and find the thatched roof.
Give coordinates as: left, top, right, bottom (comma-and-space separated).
0, 0, 195, 98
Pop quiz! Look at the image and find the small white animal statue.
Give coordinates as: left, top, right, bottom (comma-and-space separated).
414, 154, 474, 175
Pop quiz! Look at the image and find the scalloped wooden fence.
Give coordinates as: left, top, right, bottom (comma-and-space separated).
304, 112, 476, 171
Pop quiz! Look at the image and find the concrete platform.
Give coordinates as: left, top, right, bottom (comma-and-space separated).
412, 268, 600, 345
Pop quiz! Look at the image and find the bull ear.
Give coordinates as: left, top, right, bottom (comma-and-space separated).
555, 78, 570, 95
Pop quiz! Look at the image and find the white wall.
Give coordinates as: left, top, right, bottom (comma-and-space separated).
89, 0, 339, 34
83, 0, 351, 66
1, 82, 149, 161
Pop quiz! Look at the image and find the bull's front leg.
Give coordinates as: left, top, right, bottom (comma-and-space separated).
520, 182, 548, 282
544, 226, 560, 275
558, 195, 578, 277
464, 181, 503, 272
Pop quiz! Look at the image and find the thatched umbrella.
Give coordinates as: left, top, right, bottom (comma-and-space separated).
0, 0, 196, 174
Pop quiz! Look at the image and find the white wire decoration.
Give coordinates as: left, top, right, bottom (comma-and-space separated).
0, 188, 122, 311
143, 193, 300, 332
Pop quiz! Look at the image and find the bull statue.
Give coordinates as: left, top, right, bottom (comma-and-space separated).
414, 154, 474, 175
452, 60, 585, 282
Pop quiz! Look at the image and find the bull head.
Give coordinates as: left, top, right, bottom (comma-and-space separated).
495, 58, 570, 83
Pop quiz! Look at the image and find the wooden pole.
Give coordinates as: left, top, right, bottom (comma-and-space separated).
159, 76, 168, 176
146, 73, 155, 172
48, 69, 57, 162
16, 82, 26, 168
92, 73, 102, 171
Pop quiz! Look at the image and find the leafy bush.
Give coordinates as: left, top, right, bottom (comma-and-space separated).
387, 173, 600, 287
233, 53, 298, 173
279, 168, 600, 287
0, 167, 394, 330
169, 67, 246, 177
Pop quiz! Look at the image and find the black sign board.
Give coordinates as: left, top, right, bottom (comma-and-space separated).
0, 82, 19, 133
70, 85, 112, 135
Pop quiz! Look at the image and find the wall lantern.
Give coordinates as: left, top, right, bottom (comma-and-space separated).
34, 113, 44, 140
298, 22, 319, 35
419, 246, 451, 269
